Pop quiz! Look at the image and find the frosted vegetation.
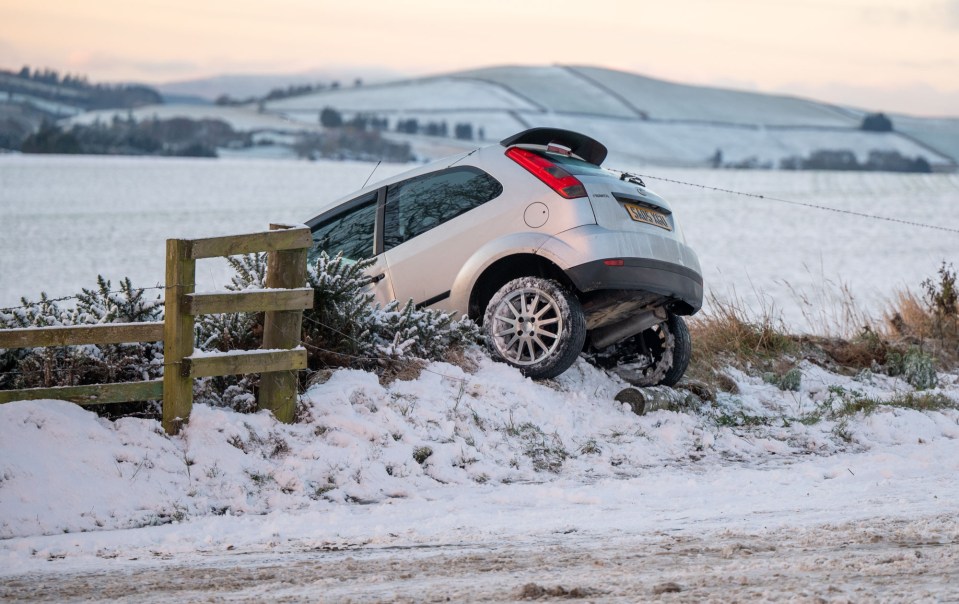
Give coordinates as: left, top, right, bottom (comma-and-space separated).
1, 252, 478, 408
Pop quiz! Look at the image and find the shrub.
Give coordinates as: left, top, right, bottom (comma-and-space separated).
922, 262, 958, 339
886, 262, 959, 367
194, 251, 481, 393
2, 252, 480, 416
886, 347, 938, 390
0, 277, 163, 392
302, 252, 481, 367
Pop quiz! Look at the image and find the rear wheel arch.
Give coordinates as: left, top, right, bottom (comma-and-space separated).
468, 254, 575, 324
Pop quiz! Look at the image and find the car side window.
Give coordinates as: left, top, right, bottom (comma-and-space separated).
309, 194, 377, 263
383, 167, 503, 251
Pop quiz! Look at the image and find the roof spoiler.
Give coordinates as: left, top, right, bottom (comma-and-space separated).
500, 128, 608, 166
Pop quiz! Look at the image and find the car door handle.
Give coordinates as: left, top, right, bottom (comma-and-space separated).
370, 273, 385, 284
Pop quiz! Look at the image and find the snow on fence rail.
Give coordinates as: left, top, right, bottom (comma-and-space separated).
0, 224, 313, 435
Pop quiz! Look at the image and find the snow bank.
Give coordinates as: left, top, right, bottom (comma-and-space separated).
2, 354, 958, 542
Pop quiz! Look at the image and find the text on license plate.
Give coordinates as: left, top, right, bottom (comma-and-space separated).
624, 203, 672, 230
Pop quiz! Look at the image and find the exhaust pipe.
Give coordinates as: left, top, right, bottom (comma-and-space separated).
590, 307, 667, 350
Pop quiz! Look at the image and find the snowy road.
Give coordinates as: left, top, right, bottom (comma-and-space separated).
3, 511, 956, 602
3, 438, 958, 602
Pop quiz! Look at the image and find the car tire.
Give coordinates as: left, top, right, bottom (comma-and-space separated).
607, 313, 691, 387
483, 277, 586, 379
659, 314, 691, 386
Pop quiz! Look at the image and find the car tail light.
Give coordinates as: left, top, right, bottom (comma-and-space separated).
505, 147, 587, 199
603, 259, 625, 267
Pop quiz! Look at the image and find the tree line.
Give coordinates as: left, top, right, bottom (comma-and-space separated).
3, 66, 163, 110
16, 116, 248, 157
321, 107, 484, 141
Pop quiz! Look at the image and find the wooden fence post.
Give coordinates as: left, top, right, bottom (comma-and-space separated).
257, 224, 308, 422
163, 239, 196, 435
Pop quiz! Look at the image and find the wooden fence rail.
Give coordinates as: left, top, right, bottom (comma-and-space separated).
0, 224, 313, 435
0, 323, 164, 406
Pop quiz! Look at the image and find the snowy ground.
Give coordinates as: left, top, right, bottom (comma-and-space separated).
2, 353, 959, 600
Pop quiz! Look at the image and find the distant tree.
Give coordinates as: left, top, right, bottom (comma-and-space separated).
454, 123, 473, 140
803, 149, 859, 170
710, 148, 723, 168
865, 150, 932, 173
17, 66, 29, 78
174, 142, 217, 158
348, 113, 369, 131
354, 78, 362, 87
0, 117, 31, 150
422, 121, 449, 137
20, 122, 82, 154
779, 156, 802, 170
861, 112, 893, 132
320, 107, 344, 128
396, 118, 419, 134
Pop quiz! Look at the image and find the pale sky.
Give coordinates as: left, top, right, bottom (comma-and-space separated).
2, 0, 958, 116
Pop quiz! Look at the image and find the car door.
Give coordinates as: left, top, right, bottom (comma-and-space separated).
306, 191, 395, 306
381, 166, 503, 309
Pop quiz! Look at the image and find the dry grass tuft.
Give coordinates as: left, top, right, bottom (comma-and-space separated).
377, 358, 427, 385
685, 294, 797, 390
809, 327, 889, 370
884, 263, 959, 367
886, 291, 935, 342
784, 272, 873, 339
687, 261, 959, 391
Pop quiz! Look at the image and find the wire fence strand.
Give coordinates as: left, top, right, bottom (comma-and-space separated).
0, 284, 171, 315
634, 173, 959, 235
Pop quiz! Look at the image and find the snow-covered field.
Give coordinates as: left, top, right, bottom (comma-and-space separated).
2, 155, 957, 331
2, 155, 959, 601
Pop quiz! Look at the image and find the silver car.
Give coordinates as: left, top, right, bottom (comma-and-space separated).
306, 128, 703, 383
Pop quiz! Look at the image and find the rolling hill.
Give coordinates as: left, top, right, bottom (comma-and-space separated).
262, 64, 959, 170
11, 64, 959, 170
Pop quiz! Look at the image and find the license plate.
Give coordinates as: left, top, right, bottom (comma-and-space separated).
624, 203, 672, 230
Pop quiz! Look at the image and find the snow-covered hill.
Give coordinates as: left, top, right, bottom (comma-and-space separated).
48, 65, 959, 170
263, 64, 959, 170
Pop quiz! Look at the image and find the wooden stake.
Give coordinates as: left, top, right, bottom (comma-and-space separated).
162, 239, 196, 435
257, 225, 309, 422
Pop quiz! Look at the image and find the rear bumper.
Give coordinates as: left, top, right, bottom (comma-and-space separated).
565, 257, 703, 314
